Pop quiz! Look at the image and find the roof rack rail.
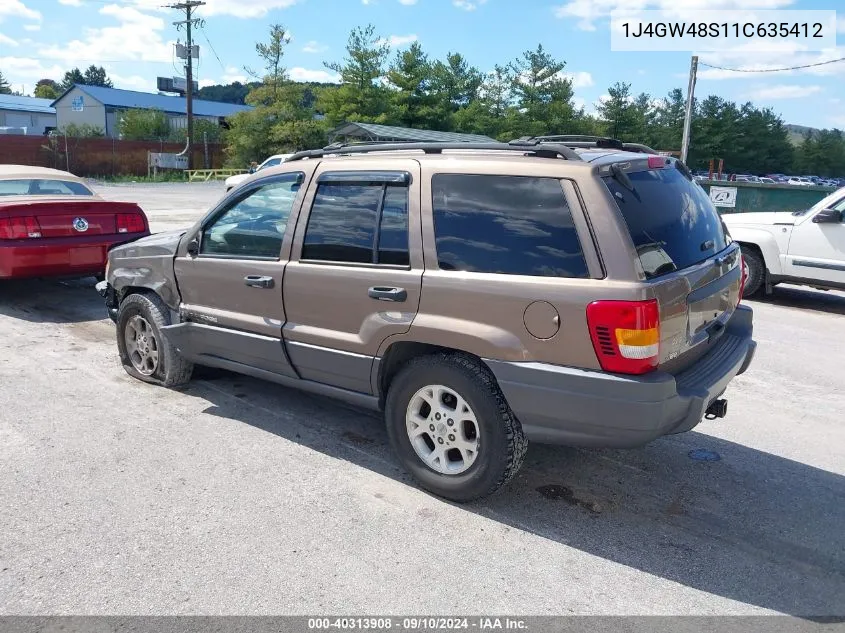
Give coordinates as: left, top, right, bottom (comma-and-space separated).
286, 140, 584, 162
531, 135, 659, 155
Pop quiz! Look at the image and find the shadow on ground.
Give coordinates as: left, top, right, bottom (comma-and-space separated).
0, 277, 105, 324
191, 368, 844, 619
6, 280, 845, 617
748, 284, 845, 316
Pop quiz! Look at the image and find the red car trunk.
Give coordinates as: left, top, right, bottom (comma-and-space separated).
0, 199, 150, 279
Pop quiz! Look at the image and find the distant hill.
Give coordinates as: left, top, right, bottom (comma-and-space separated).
786, 124, 820, 146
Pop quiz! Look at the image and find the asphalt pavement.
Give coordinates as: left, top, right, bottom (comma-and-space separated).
0, 182, 842, 616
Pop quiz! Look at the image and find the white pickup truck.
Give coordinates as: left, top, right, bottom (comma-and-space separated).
722, 185, 845, 297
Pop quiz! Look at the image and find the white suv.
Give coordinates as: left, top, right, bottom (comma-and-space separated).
224, 154, 293, 192
723, 186, 845, 296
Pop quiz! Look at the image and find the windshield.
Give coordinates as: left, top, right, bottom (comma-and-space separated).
603, 164, 728, 279
0, 178, 94, 197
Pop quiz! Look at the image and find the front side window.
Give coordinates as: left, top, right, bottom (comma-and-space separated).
431, 174, 589, 278
201, 173, 303, 259
302, 173, 410, 266
0, 179, 94, 196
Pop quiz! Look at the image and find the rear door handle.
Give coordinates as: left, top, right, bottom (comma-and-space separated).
368, 286, 407, 302
244, 275, 274, 289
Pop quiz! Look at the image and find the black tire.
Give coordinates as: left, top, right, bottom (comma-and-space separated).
740, 247, 765, 297
385, 353, 527, 503
116, 292, 193, 387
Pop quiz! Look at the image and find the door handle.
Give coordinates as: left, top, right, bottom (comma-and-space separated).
244, 275, 274, 288
368, 286, 407, 302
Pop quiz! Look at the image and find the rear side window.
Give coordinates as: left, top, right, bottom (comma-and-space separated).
302, 173, 410, 266
603, 165, 728, 279
0, 179, 93, 196
431, 174, 588, 278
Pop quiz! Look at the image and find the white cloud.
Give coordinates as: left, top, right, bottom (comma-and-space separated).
107, 72, 156, 92
0, 33, 18, 47
376, 34, 418, 48
561, 71, 594, 88
23, 23, 40, 31
288, 67, 341, 83
193, 0, 298, 17
58, 0, 82, 5
399, 0, 418, 4
454, 0, 487, 9
38, 4, 172, 64
0, 56, 64, 94
553, 0, 792, 31
745, 84, 823, 100
221, 66, 248, 84
0, 0, 41, 22
199, 78, 217, 88
302, 40, 328, 54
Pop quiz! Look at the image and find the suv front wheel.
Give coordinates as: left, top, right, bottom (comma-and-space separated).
116, 292, 194, 387
385, 353, 527, 502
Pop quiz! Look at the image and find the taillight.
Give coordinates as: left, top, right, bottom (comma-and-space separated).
115, 212, 146, 234
738, 254, 747, 305
586, 299, 660, 375
0, 216, 42, 239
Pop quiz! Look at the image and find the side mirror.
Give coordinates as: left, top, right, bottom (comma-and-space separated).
812, 208, 843, 224
186, 236, 199, 257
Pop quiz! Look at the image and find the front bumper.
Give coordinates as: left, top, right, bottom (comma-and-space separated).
95, 280, 119, 323
484, 304, 757, 448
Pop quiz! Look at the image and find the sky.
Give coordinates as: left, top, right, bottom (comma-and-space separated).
0, 0, 843, 129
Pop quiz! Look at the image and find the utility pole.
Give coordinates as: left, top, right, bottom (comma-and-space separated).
680, 55, 698, 165
168, 1, 205, 170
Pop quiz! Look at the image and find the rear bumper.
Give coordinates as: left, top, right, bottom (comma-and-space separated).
0, 233, 148, 280
484, 304, 757, 448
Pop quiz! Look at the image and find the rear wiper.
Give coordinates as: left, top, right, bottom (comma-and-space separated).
610, 163, 636, 193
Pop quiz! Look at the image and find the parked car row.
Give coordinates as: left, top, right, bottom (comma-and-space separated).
693, 171, 844, 187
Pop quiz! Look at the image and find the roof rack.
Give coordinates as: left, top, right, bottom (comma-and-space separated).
286, 139, 584, 162
532, 135, 659, 155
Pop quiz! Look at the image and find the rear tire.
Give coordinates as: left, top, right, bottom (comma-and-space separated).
385, 353, 527, 502
116, 292, 193, 387
740, 247, 765, 297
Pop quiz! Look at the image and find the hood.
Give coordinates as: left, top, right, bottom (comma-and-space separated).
110, 228, 185, 259
225, 173, 250, 187
721, 211, 796, 227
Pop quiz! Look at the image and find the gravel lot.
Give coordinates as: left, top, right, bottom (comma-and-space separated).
0, 183, 843, 616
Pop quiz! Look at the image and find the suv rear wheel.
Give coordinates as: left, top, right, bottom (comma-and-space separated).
385, 353, 527, 502
117, 292, 193, 387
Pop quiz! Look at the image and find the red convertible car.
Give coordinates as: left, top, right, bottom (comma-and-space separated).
0, 165, 150, 280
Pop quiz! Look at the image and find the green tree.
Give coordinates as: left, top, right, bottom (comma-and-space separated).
318, 24, 391, 127
596, 82, 640, 140
509, 44, 575, 137
0, 71, 12, 95
34, 79, 61, 99
386, 42, 443, 129
61, 66, 113, 91
117, 109, 171, 140
60, 68, 85, 91
83, 65, 113, 88
246, 23, 290, 98
429, 52, 483, 129
651, 88, 685, 151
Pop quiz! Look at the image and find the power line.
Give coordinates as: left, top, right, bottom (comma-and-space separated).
198, 26, 226, 71
699, 56, 845, 73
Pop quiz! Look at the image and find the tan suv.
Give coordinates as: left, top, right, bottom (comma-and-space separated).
96, 137, 757, 502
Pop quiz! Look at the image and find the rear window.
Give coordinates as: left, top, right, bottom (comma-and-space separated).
0, 179, 94, 197
603, 165, 728, 279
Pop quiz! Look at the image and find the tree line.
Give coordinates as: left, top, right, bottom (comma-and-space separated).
4, 26, 843, 178
220, 24, 843, 177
